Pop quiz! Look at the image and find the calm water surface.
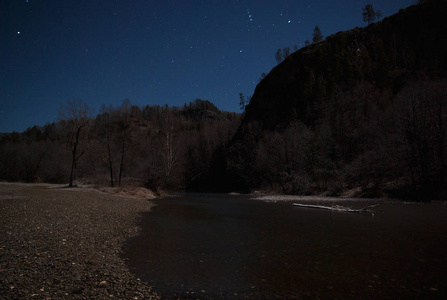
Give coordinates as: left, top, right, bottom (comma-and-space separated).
123, 194, 447, 299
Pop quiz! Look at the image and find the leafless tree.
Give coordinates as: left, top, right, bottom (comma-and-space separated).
0, 139, 19, 181
59, 100, 90, 187
96, 104, 117, 187
21, 142, 47, 183
159, 108, 178, 189
115, 99, 137, 186
395, 80, 447, 185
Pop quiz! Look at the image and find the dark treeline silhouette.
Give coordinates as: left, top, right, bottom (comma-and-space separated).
0, 99, 240, 192
220, 0, 447, 200
2, 0, 446, 201
275, 26, 324, 64
223, 79, 447, 200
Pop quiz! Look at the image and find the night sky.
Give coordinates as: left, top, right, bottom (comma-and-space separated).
1, 0, 414, 132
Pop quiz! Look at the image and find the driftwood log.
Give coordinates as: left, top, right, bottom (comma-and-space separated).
293, 203, 379, 214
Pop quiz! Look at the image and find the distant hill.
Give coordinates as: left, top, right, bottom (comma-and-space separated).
2, 1, 447, 200
243, 0, 446, 130
220, 0, 447, 199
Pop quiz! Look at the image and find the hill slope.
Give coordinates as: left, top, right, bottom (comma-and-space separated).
222, 0, 447, 199
244, 0, 446, 129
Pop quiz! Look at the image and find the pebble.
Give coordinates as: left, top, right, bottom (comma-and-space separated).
0, 183, 158, 299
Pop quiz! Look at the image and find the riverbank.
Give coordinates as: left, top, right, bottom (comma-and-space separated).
0, 182, 159, 299
250, 194, 384, 202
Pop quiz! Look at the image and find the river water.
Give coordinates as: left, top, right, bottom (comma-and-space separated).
123, 194, 447, 299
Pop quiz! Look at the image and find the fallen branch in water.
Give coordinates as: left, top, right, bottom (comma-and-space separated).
293, 203, 379, 214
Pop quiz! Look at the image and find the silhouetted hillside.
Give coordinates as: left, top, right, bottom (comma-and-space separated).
243, 0, 446, 130
222, 0, 447, 199
2, 1, 447, 200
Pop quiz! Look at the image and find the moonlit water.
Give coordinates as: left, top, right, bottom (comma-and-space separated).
123, 194, 447, 299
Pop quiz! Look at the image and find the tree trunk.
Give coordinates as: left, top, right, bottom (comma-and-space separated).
107, 136, 114, 187
69, 126, 82, 187
118, 140, 125, 187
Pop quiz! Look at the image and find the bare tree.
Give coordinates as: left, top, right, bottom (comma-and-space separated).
159, 108, 178, 189
115, 99, 137, 186
96, 104, 116, 187
21, 142, 47, 183
395, 80, 447, 185
59, 100, 90, 187
0, 137, 20, 181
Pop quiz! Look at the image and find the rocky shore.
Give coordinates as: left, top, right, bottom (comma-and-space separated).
0, 182, 159, 299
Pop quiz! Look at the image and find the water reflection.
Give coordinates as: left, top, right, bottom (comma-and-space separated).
123, 195, 447, 299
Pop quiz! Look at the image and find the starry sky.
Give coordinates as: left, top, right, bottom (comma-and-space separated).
1, 0, 415, 133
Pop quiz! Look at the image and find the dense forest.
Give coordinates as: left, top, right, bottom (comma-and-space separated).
0, 99, 240, 193
221, 0, 447, 200
1, 0, 446, 200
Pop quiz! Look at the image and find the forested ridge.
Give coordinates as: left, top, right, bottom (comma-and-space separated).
0, 99, 240, 193
1, 0, 447, 200
221, 0, 447, 200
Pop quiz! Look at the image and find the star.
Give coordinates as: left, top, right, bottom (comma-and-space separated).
0, 0, 415, 134
246, 9, 253, 22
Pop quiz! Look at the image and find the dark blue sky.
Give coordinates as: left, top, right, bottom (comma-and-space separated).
1, 0, 414, 132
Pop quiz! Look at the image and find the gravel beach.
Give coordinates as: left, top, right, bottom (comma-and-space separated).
0, 182, 159, 299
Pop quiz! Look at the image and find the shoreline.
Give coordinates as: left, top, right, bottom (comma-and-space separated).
249, 194, 386, 202
0, 182, 159, 299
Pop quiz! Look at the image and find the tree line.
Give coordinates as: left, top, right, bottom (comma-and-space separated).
225, 78, 447, 200
223, 0, 447, 200
0, 99, 240, 192
2, 1, 443, 200
274, 3, 383, 64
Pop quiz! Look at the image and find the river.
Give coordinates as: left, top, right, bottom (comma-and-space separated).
123, 194, 447, 299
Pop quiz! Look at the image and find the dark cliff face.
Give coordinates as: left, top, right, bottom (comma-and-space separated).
242, 0, 447, 131
221, 0, 447, 194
